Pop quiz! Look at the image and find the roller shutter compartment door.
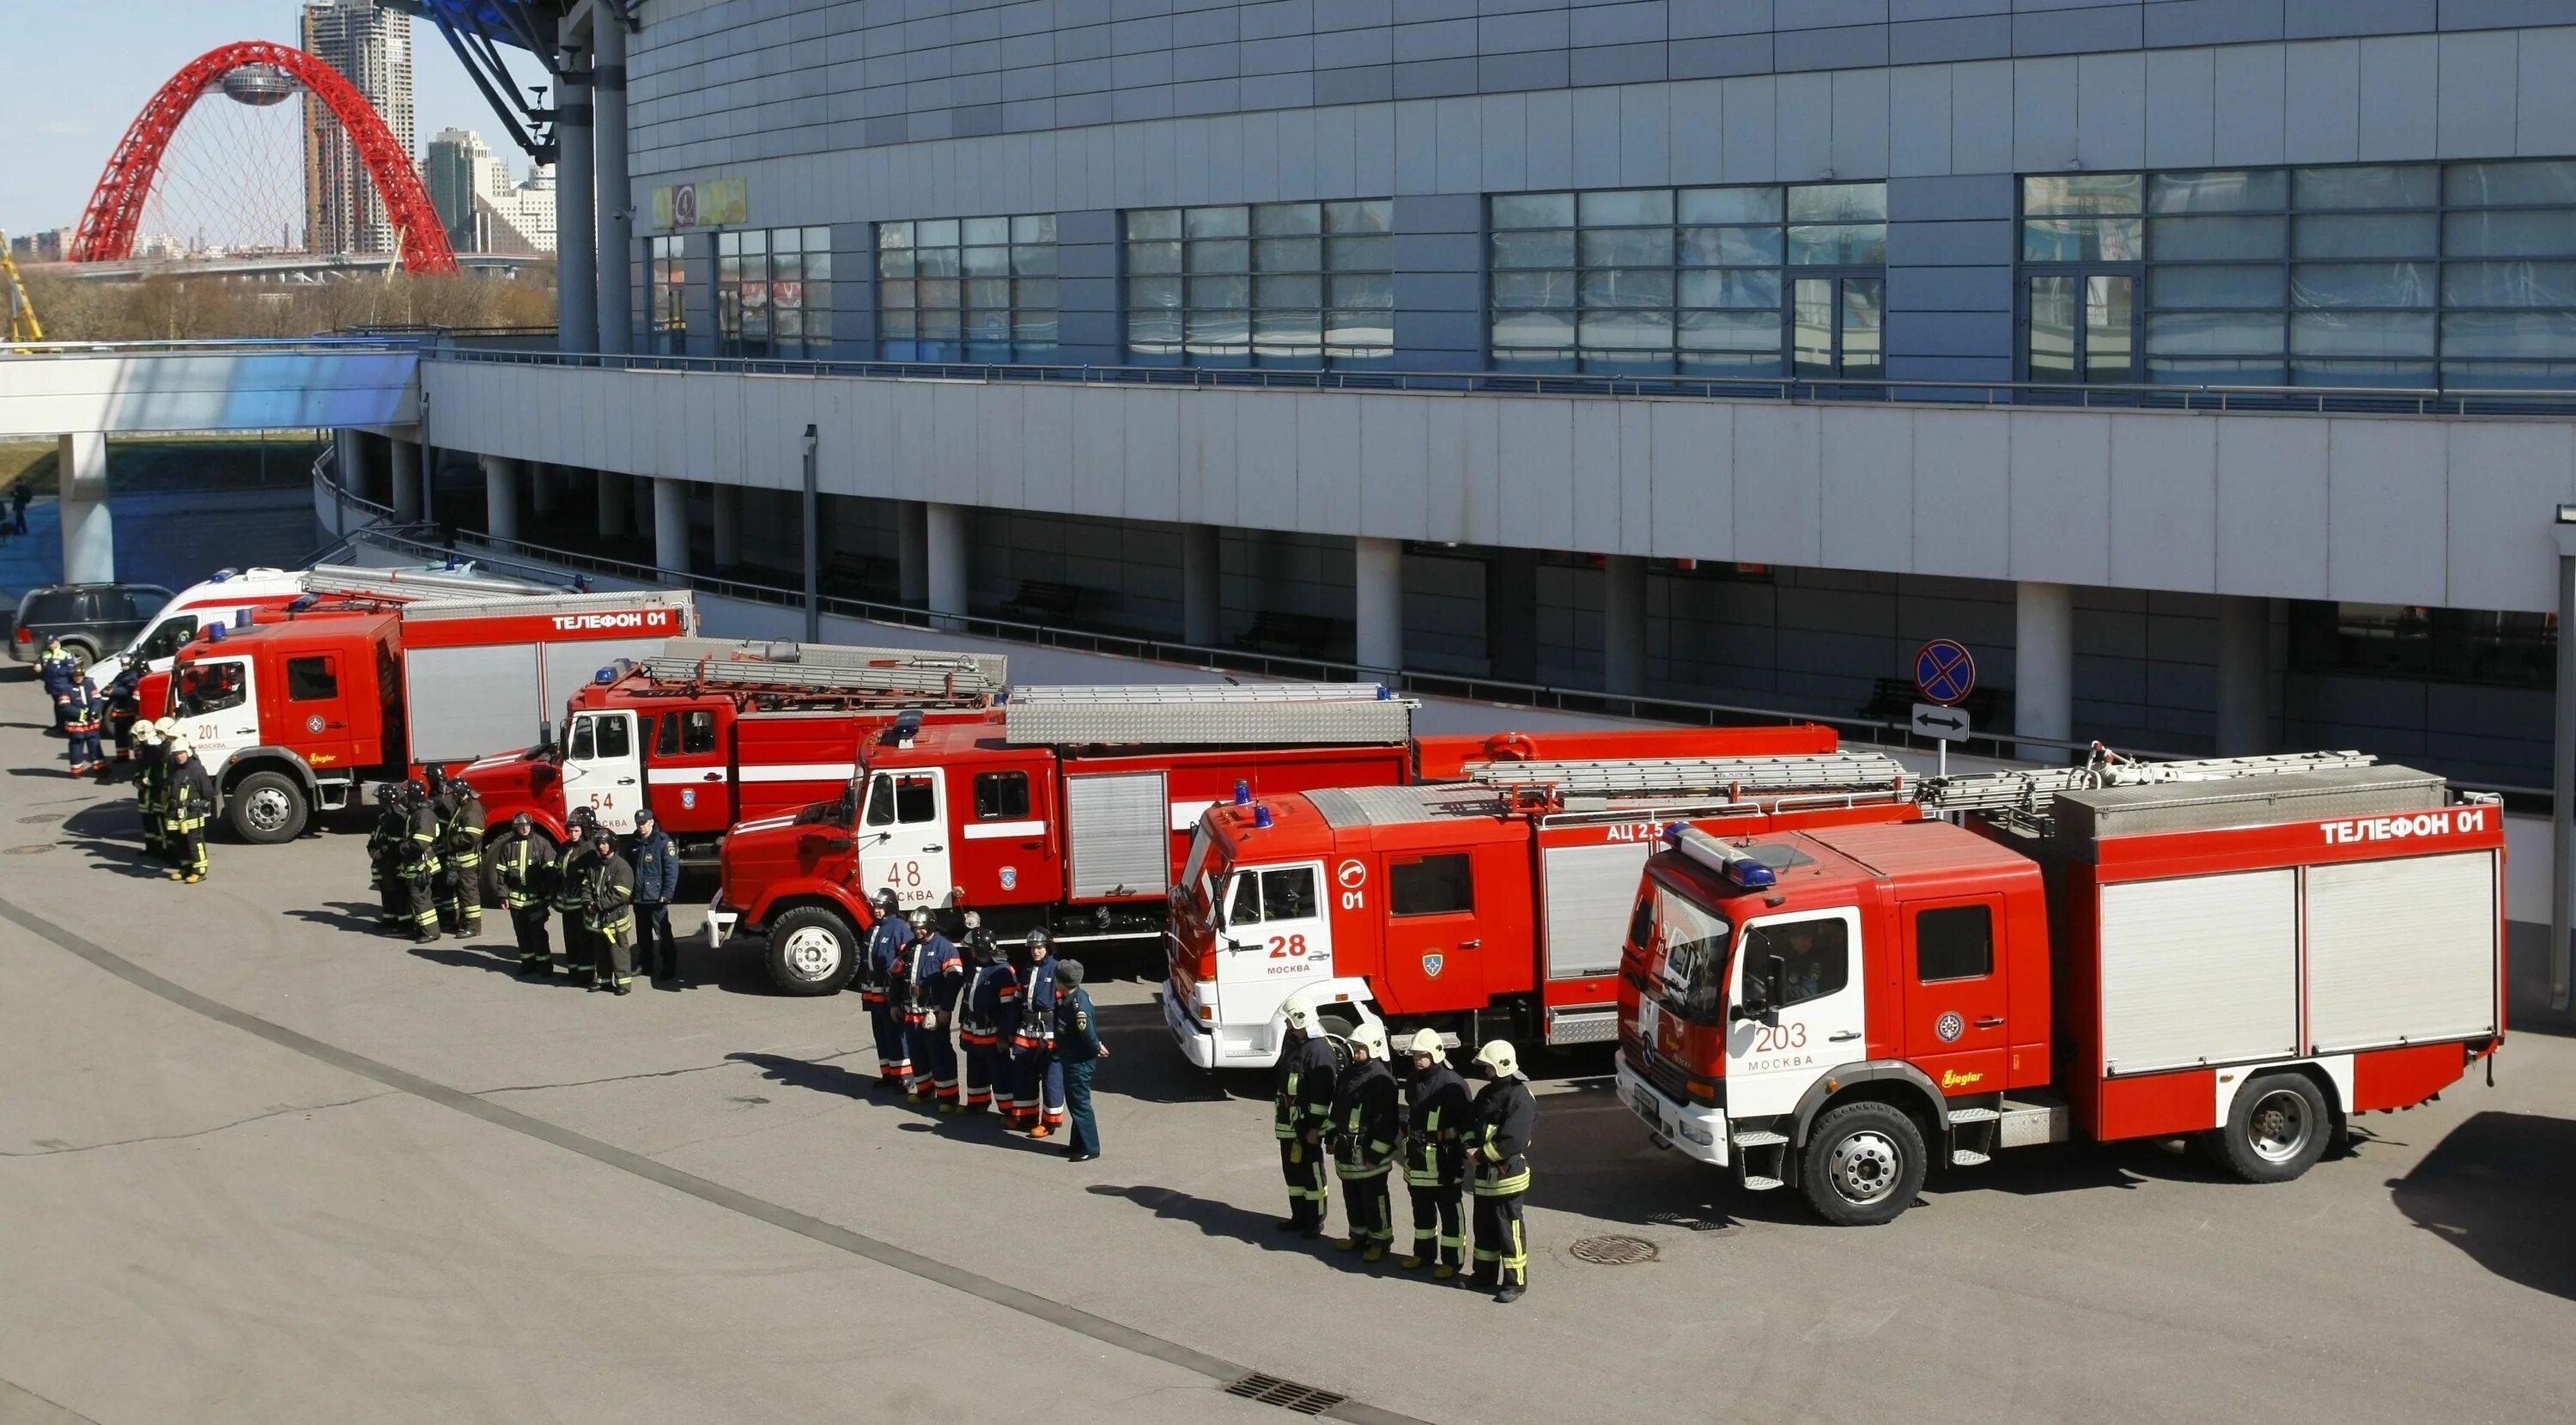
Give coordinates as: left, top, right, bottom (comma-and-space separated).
406, 643, 541, 764
1541, 842, 1651, 980
1065, 771, 1170, 900
2098, 868, 2299, 1075
2305, 850, 2498, 1054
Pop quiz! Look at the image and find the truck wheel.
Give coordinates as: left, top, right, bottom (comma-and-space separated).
1798, 1100, 1927, 1227
227, 770, 308, 844
765, 906, 859, 996
2212, 1073, 2331, 1184
60, 640, 95, 674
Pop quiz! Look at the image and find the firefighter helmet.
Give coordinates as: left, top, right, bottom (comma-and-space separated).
1024, 927, 1052, 949
1472, 1040, 1521, 1080
1403, 1028, 1445, 1061
966, 927, 998, 963
875, 888, 900, 915
906, 907, 933, 929
133, 722, 162, 747
510, 812, 533, 835
1351, 1023, 1389, 1062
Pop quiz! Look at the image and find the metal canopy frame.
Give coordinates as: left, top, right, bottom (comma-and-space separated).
387, 0, 579, 162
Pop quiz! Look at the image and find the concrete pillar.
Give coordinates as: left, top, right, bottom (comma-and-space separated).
711, 484, 742, 567
483, 454, 522, 542
554, 19, 597, 353
1602, 554, 1648, 696
389, 438, 423, 522
897, 500, 929, 606
1182, 522, 1224, 645
2215, 594, 2268, 757
1485, 549, 1540, 685
592, 11, 631, 356
925, 501, 969, 625
1354, 535, 1404, 672
57, 432, 112, 585
2015, 580, 2075, 761
653, 477, 690, 575
597, 469, 629, 539
332, 429, 363, 497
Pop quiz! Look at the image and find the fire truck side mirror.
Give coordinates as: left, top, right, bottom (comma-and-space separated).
811, 834, 854, 855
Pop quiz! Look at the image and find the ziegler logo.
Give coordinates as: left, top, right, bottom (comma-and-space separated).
2320, 807, 2488, 845
1940, 1069, 1984, 1089
550, 611, 673, 631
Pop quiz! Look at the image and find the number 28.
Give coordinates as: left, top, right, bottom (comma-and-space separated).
1267, 933, 1309, 959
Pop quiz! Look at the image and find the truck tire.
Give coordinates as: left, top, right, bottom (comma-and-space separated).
766, 906, 860, 996
2210, 1073, 2331, 1184
227, 769, 309, 844
59, 639, 95, 674
1798, 1100, 1928, 1227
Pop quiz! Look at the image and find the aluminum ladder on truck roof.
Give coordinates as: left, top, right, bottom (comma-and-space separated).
655, 636, 1008, 690
303, 563, 553, 600
1916, 748, 2378, 818
1464, 751, 1911, 798
394, 587, 697, 624
1003, 682, 1417, 746
638, 649, 1004, 704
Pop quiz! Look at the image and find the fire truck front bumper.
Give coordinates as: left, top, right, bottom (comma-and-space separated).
1162, 980, 1286, 1070
1615, 1059, 1728, 1166
703, 903, 740, 949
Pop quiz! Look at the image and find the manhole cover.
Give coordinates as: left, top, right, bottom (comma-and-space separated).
4, 844, 54, 856
1569, 1233, 1661, 1265
1223, 1373, 1349, 1416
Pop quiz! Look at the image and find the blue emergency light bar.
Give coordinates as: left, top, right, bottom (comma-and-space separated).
1254, 805, 1274, 829
1664, 823, 1777, 888
1234, 780, 1251, 805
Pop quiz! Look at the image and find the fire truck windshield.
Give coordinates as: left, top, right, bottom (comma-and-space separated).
795, 782, 857, 828
1653, 886, 1737, 1024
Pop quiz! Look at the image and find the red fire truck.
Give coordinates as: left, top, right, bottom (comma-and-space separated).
1162, 750, 1928, 1069
453, 638, 1012, 850
708, 685, 1842, 995
163, 588, 697, 842
1614, 752, 2506, 1224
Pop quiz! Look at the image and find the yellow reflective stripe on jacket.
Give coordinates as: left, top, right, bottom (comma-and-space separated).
1471, 1168, 1531, 1197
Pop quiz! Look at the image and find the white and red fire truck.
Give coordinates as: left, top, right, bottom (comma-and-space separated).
84, 561, 547, 690
707, 684, 1842, 995
1613, 752, 2506, 1224
1162, 750, 1933, 1069
161, 587, 696, 842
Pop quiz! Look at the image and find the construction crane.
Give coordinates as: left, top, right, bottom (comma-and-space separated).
1, 230, 42, 344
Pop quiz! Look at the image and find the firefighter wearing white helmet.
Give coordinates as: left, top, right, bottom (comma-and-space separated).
1328, 1021, 1400, 1261
131, 719, 168, 863
1466, 1039, 1537, 1304
1271, 986, 1340, 1236
161, 734, 216, 885
1399, 1028, 1473, 1276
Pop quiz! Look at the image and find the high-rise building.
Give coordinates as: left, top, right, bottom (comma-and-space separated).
423, 127, 556, 256
301, 0, 414, 256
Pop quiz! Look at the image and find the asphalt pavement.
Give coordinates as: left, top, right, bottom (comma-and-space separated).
2, 685, 2573, 1425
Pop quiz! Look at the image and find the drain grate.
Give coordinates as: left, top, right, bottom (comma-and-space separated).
1224, 1373, 1349, 1416
4, 844, 53, 856
1646, 1209, 1735, 1234
1569, 1233, 1661, 1265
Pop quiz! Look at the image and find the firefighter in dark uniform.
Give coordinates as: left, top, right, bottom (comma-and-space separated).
63, 679, 106, 776
365, 784, 408, 930
1272, 995, 1339, 1237
1331, 1025, 1400, 1261
132, 721, 167, 863
399, 781, 443, 942
1398, 1028, 1471, 1276
552, 807, 599, 983
898, 907, 964, 1111
1010, 929, 1065, 1136
106, 662, 143, 766
861, 889, 913, 1090
490, 812, 558, 978
1054, 959, 1105, 1162
161, 737, 216, 885
1466, 1040, 1538, 1304
956, 920, 1016, 1115
582, 826, 639, 995
434, 781, 487, 938
629, 807, 683, 983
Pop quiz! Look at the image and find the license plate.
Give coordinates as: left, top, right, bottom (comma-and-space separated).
1630, 1084, 1663, 1127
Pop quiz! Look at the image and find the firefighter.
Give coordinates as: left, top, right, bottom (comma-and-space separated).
1331, 1024, 1399, 1261
1466, 1039, 1537, 1305
956, 919, 1016, 1115
582, 825, 639, 996
1271, 996, 1338, 1236
434, 782, 487, 938
1398, 1028, 1471, 1276
38, 636, 76, 734
1010, 929, 1066, 1136
400, 781, 443, 943
63, 679, 106, 776
861, 889, 912, 1090
553, 807, 599, 983
1054, 958, 1105, 1162
131, 721, 167, 862
490, 811, 558, 978
106, 662, 143, 766
364, 783, 408, 930
897, 907, 963, 1110
629, 807, 682, 983
161, 737, 215, 885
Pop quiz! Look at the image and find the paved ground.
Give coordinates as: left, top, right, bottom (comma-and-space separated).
2, 689, 2573, 1425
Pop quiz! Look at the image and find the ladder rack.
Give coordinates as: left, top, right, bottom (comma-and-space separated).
303, 563, 552, 600
1004, 682, 1416, 746
1467, 751, 1911, 797
1916, 749, 2377, 815
396, 587, 696, 622
656, 637, 1007, 689
638, 652, 1002, 705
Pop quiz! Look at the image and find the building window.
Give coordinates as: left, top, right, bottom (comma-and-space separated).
1124, 201, 1394, 367
2021, 161, 2576, 388
1489, 183, 1886, 377
645, 235, 686, 355
717, 226, 833, 359
878, 215, 1058, 362
2288, 602, 2555, 687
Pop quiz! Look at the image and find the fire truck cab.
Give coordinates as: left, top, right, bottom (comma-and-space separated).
1616, 759, 2506, 1225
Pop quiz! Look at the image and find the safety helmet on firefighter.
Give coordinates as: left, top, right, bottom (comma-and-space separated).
133, 722, 162, 747
1351, 1023, 1389, 1062
1280, 983, 1326, 1036
1024, 927, 1051, 954
590, 827, 615, 849
1472, 1040, 1522, 1081
404, 779, 428, 805
455, 781, 480, 801
167, 736, 192, 757
907, 906, 933, 929
1404, 1028, 1445, 1062
875, 888, 900, 914
511, 812, 533, 835
966, 927, 998, 963
154, 717, 179, 736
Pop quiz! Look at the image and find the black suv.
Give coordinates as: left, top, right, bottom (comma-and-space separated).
9, 583, 173, 673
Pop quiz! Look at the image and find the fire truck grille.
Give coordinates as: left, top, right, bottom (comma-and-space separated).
1628, 1044, 1693, 1104
1570, 1234, 1662, 1265
1223, 1373, 1350, 1415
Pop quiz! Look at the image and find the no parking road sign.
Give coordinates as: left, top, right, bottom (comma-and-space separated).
1914, 639, 1976, 706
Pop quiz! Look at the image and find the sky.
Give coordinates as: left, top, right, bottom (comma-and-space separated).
0, 1, 521, 238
